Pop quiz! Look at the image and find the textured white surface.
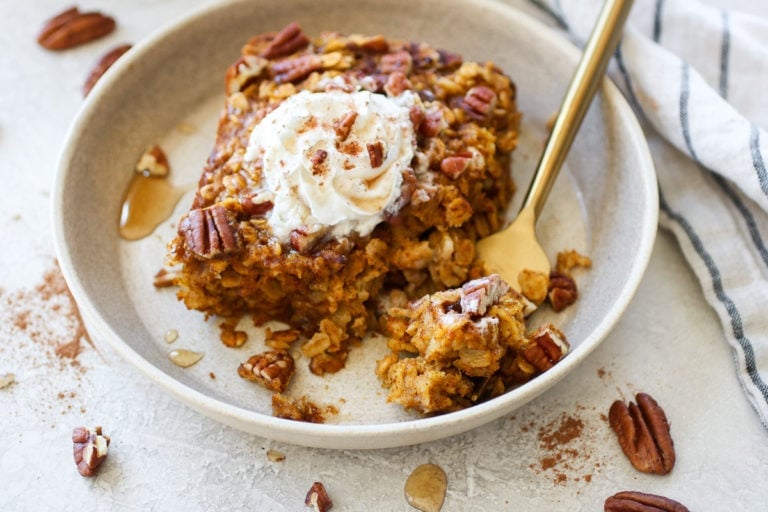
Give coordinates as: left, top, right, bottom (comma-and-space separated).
1, 1, 766, 511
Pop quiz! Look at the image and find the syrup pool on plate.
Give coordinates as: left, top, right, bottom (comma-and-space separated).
119, 144, 186, 240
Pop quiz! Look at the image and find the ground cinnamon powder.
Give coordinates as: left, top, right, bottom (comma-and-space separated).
1, 261, 95, 417
522, 407, 601, 485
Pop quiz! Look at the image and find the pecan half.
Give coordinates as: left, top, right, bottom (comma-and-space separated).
460, 85, 497, 121
179, 205, 242, 259
72, 426, 110, 477
38, 7, 116, 50
605, 491, 689, 512
83, 44, 131, 96
238, 350, 295, 393
548, 271, 577, 312
609, 393, 675, 475
261, 22, 309, 59
519, 323, 569, 372
271, 55, 323, 84
305, 481, 333, 512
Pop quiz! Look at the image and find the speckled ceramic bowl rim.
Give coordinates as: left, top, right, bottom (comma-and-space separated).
52, 0, 657, 449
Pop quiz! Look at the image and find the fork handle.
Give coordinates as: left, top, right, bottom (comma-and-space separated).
521, 0, 634, 218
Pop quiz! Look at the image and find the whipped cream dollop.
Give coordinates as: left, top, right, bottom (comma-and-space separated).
244, 89, 417, 243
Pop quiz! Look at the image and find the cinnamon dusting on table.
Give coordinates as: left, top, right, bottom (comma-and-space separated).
515, 405, 603, 486
1, 261, 96, 417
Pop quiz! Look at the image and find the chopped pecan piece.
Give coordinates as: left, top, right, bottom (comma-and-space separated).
548, 271, 577, 312
351, 34, 389, 53
519, 323, 569, 372
152, 268, 178, 288
38, 7, 116, 50
609, 393, 676, 475
305, 481, 333, 512
179, 205, 242, 259
604, 491, 689, 512
238, 350, 295, 393
438, 49, 463, 70
460, 85, 497, 121
367, 141, 384, 168
459, 274, 509, 316
333, 111, 358, 141
261, 22, 310, 59
72, 426, 110, 477
290, 226, 326, 254
83, 44, 132, 96
271, 55, 323, 84
384, 71, 412, 96
419, 108, 445, 138
439, 155, 471, 179
135, 144, 170, 177
240, 194, 274, 217
380, 50, 413, 74
310, 149, 328, 175
226, 54, 268, 94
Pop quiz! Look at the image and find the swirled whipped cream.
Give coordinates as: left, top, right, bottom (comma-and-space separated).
244, 89, 417, 243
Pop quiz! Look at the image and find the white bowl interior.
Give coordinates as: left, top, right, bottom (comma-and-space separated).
53, 0, 657, 449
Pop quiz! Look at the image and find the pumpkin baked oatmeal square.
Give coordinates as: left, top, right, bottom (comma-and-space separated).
167, 22, 521, 381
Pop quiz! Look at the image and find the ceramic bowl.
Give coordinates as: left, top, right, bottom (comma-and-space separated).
52, 0, 657, 449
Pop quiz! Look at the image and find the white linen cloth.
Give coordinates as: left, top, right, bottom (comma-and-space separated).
519, 0, 768, 428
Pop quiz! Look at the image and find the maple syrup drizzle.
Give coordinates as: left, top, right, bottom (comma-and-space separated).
119, 174, 185, 240
404, 463, 447, 512
163, 329, 179, 344
167, 349, 204, 368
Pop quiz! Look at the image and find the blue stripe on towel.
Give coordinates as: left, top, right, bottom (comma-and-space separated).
681, 63, 768, 266
614, 44, 644, 116
719, 9, 731, 99
713, 174, 768, 268
675, 61, 768, 406
750, 124, 768, 197
653, 0, 665, 43
679, 62, 700, 161
528, 0, 569, 30
660, 191, 768, 404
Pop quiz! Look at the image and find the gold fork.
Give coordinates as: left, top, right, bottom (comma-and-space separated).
476, 0, 634, 290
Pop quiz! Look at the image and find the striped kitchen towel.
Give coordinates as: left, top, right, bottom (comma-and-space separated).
518, 0, 768, 428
